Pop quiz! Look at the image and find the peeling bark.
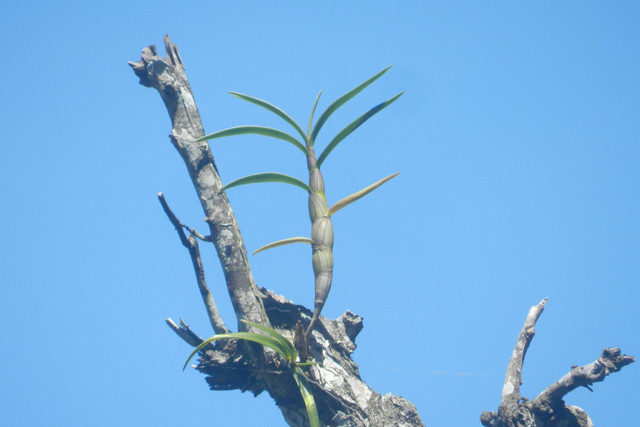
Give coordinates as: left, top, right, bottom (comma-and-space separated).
204, 287, 426, 427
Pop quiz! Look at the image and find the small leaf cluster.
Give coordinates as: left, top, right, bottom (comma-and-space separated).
197, 66, 403, 194
184, 320, 320, 427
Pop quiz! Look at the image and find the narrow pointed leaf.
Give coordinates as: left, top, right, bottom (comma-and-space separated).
222, 173, 310, 193
316, 91, 404, 169
229, 92, 307, 142
241, 320, 297, 362
328, 173, 400, 216
293, 367, 320, 427
307, 89, 323, 139
253, 237, 313, 255
183, 332, 290, 370
310, 66, 392, 144
196, 126, 307, 156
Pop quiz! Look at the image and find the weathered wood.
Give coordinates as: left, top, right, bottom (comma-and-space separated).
129, 36, 269, 332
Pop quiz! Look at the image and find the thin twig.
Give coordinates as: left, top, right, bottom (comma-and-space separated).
183, 224, 211, 242
158, 193, 230, 335
165, 317, 204, 347
158, 192, 191, 246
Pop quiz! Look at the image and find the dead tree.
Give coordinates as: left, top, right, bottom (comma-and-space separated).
129, 36, 633, 427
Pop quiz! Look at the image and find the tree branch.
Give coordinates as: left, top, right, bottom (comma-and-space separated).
165, 317, 204, 348
532, 347, 635, 412
158, 192, 230, 335
129, 35, 269, 332
501, 297, 548, 408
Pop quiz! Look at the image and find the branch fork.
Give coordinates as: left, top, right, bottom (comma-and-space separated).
480, 298, 634, 427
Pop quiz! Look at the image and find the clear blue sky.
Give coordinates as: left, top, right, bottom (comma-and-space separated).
1, 2, 638, 426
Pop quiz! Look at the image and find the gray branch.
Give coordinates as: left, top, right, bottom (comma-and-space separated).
501, 297, 548, 408
480, 300, 635, 427
165, 317, 204, 348
158, 192, 230, 335
129, 35, 269, 332
532, 348, 635, 416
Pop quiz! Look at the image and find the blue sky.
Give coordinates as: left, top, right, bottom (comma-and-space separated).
1, 2, 638, 426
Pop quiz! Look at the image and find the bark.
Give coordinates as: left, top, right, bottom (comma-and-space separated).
130, 35, 424, 427
480, 299, 635, 427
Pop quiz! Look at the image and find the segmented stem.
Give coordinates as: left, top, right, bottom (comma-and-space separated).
305, 147, 334, 338
207, 67, 400, 341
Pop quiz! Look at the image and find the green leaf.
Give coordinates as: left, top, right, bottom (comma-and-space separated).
293, 367, 320, 427
241, 320, 296, 362
183, 327, 318, 427
253, 237, 313, 255
316, 91, 403, 169
307, 89, 323, 140
196, 125, 307, 156
222, 173, 311, 193
229, 92, 307, 142
310, 66, 392, 144
183, 332, 291, 371
328, 172, 400, 216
